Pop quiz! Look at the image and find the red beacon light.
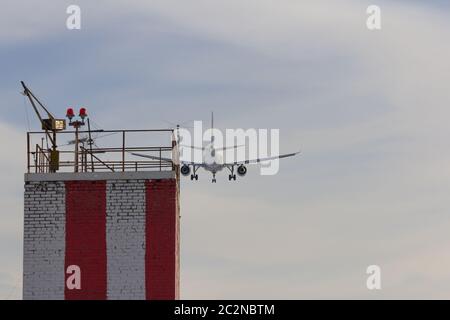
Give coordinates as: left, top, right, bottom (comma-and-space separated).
66, 107, 75, 120
79, 107, 87, 120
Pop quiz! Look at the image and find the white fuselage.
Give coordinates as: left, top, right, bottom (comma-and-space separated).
202, 143, 224, 174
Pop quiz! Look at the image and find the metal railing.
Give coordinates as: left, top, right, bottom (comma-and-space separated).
27, 129, 177, 173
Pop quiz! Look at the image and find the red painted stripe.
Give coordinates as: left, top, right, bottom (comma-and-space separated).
65, 181, 107, 300
145, 179, 177, 300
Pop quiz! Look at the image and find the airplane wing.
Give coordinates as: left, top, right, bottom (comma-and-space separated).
130, 152, 205, 166
223, 151, 300, 165
179, 144, 205, 151
131, 152, 172, 162
179, 144, 244, 151
215, 145, 245, 152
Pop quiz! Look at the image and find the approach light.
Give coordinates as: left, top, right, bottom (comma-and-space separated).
79, 107, 87, 120
66, 107, 75, 120
67, 107, 87, 129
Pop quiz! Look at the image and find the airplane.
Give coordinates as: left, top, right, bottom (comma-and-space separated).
131, 113, 300, 183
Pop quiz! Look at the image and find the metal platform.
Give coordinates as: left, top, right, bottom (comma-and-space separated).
26, 129, 178, 174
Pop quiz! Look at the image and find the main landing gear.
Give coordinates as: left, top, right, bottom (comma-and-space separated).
190, 174, 198, 181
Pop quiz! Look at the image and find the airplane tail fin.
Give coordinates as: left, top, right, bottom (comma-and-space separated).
211, 111, 214, 143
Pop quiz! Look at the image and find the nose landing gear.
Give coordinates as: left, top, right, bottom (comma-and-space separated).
227, 165, 237, 181
190, 165, 199, 181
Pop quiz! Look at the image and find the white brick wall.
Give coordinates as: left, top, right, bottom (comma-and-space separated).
23, 181, 66, 300
106, 180, 146, 300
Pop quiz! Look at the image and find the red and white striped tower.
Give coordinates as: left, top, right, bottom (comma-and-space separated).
23, 171, 180, 300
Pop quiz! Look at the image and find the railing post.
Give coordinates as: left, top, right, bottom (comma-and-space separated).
35, 144, 39, 173
34, 144, 38, 173
172, 134, 178, 173
27, 133, 30, 173
122, 131, 125, 172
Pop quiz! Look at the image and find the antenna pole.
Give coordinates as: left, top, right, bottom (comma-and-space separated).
74, 125, 79, 173
87, 118, 95, 172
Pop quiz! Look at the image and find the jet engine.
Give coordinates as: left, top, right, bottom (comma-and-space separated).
180, 164, 191, 176
237, 165, 247, 176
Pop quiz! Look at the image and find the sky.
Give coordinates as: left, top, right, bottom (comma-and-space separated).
1, 0, 450, 299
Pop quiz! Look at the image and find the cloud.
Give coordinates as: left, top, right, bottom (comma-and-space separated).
0, 123, 24, 299
1, 0, 450, 299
